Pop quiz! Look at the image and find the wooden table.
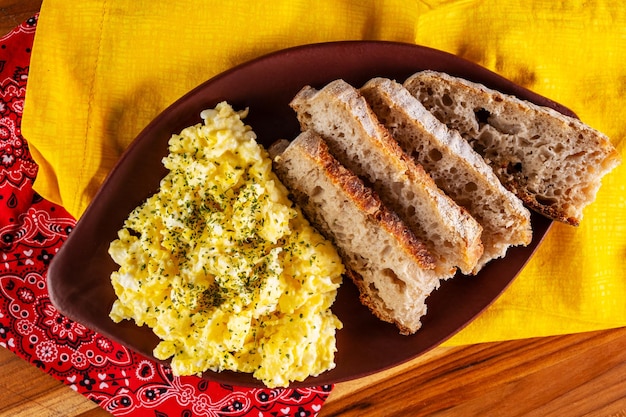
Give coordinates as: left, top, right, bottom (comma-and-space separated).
3, 326, 626, 416
2, 1, 626, 416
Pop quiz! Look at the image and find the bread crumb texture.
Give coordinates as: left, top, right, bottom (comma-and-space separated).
405, 71, 621, 225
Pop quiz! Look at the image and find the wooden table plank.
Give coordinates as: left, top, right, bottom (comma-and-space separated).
0, 0, 41, 35
5, 327, 626, 416
0, 347, 110, 417
319, 327, 626, 416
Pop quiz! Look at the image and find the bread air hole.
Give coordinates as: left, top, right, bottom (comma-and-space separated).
382, 268, 406, 292
311, 185, 323, 197
391, 181, 405, 196
535, 195, 558, 206
507, 162, 523, 174
465, 181, 478, 192
474, 108, 491, 125
428, 148, 443, 162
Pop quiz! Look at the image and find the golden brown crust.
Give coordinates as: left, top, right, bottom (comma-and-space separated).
344, 269, 415, 335
291, 80, 483, 276
361, 77, 532, 272
405, 70, 621, 226
272, 131, 440, 334
292, 130, 435, 270
508, 179, 579, 226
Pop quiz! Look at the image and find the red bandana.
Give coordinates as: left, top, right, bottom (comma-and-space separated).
0, 15, 331, 416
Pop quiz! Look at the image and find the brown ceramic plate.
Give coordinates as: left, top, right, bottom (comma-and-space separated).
48, 41, 565, 388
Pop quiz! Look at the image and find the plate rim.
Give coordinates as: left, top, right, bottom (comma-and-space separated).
48, 40, 561, 388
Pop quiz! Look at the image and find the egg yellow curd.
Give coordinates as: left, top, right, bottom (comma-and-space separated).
108, 102, 344, 387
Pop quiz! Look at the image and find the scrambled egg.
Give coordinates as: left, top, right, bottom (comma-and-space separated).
108, 102, 344, 387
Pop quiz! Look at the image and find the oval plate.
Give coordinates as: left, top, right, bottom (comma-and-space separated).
48, 41, 561, 388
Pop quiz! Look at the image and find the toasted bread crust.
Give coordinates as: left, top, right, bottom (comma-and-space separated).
271, 131, 440, 334
361, 77, 532, 272
344, 269, 417, 335
283, 132, 435, 269
405, 70, 621, 226
290, 80, 483, 276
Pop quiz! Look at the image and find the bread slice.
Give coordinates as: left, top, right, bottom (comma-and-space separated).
361, 78, 532, 272
270, 130, 441, 335
404, 70, 622, 226
290, 79, 483, 277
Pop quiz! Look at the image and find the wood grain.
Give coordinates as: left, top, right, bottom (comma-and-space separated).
321, 327, 626, 416
0, 347, 110, 417
4, 327, 626, 416
0, 0, 41, 35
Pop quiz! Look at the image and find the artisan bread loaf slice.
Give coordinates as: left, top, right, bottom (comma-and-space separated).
361, 78, 532, 272
290, 79, 483, 277
404, 70, 622, 226
270, 130, 440, 335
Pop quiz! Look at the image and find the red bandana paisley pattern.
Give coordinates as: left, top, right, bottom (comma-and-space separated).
0, 15, 332, 416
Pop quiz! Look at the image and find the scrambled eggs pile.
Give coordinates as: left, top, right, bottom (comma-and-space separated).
108, 102, 344, 387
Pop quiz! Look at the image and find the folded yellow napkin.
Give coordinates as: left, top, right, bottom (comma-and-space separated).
23, 0, 625, 345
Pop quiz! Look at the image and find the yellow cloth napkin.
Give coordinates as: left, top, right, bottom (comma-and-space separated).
22, 0, 625, 345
